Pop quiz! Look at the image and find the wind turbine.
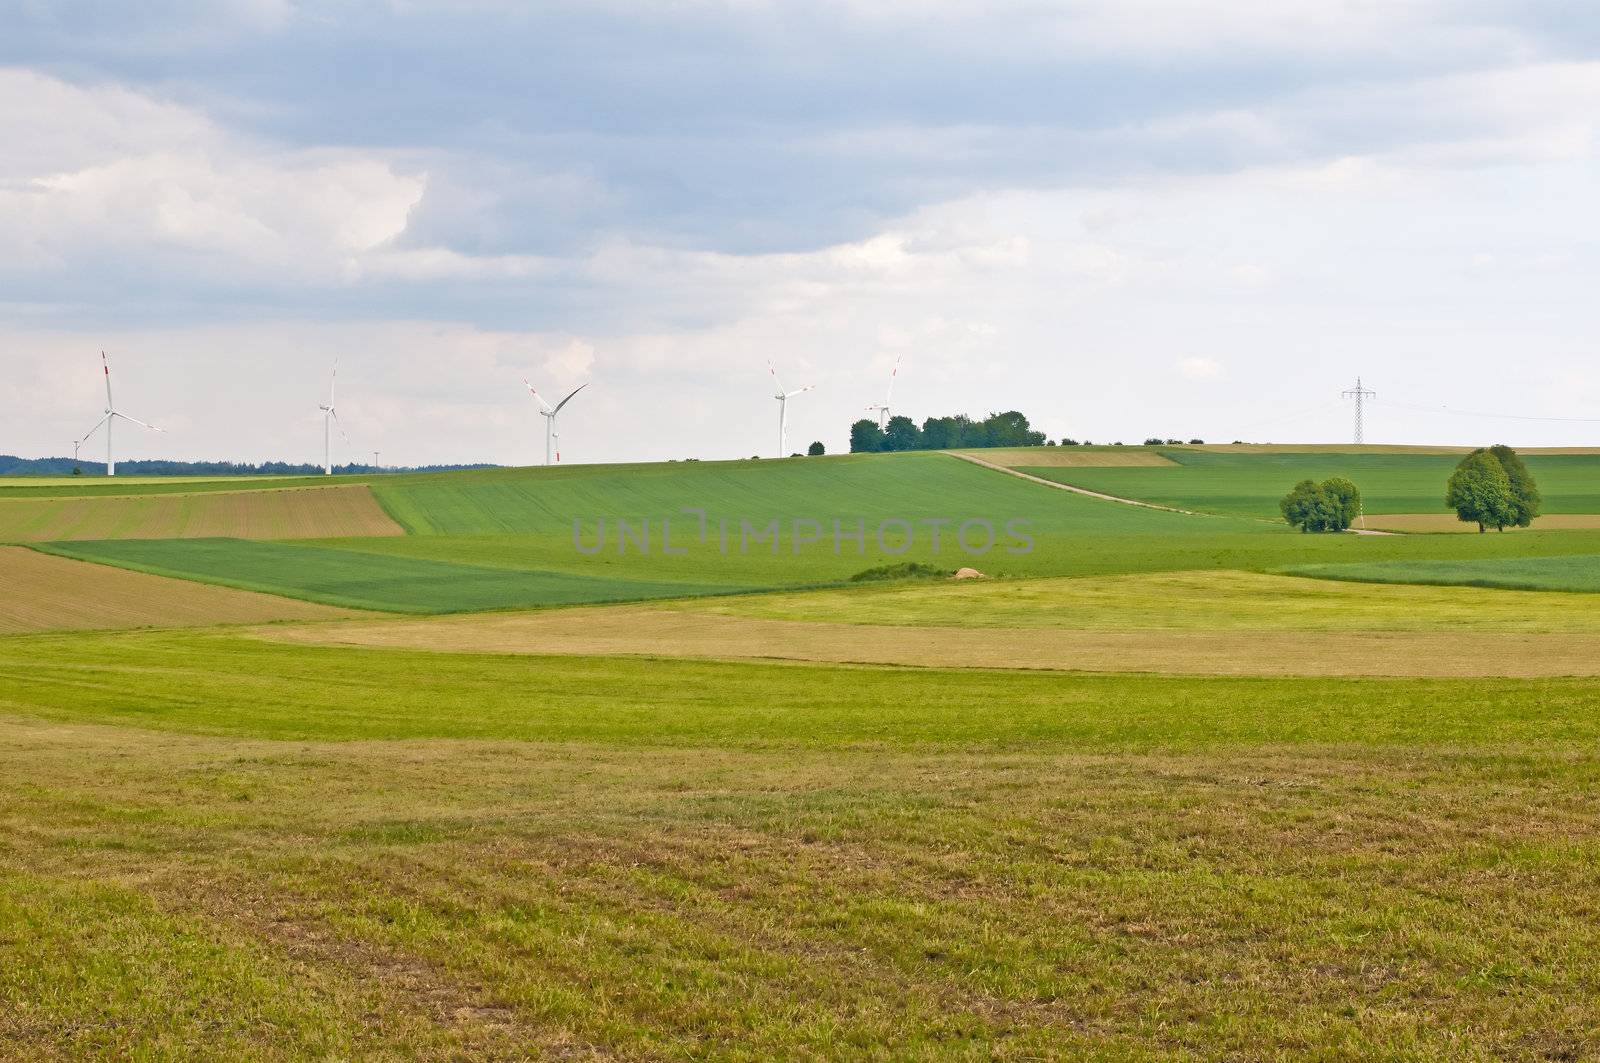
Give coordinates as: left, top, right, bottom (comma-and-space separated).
319, 362, 351, 475
79, 351, 163, 477
865, 354, 902, 430
523, 380, 588, 465
769, 362, 814, 457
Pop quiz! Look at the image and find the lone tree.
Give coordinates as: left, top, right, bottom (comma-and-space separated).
1280, 476, 1362, 532
1446, 448, 1517, 532
1489, 444, 1541, 528
1446, 446, 1539, 531
807, 440, 825, 456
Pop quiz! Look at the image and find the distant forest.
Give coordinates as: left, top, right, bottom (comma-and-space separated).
0, 455, 498, 477
849, 411, 1047, 453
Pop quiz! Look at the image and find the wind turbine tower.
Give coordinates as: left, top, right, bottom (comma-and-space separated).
865, 355, 902, 430
1342, 377, 1376, 445
523, 381, 589, 465
319, 362, 351, 475
80, 351, 163, 476
769, 362, 814, 457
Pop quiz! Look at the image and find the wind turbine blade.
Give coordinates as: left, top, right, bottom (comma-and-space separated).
101, 351, 114, 409
331, 408, 352, 446
885, 355, 902, 404
81, 412, 112, 441
768, 362, 787, 398
329, 362, 338, 407
785, 385, 815, 398
114, 412, 164, 433
552, 382, 589, 415
522, 378, 555, 413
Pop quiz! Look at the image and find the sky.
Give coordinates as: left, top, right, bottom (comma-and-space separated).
3, 0, 1600, 467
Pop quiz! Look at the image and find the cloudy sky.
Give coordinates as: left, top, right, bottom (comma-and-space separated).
4, 0, 1600, 466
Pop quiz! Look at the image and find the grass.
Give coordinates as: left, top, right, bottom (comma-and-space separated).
1023, 450, 1600, 517
5, 632, 1600, 1057
6, 628, 1600, 746
1291, 554, 1600, 593
0, 484, 402, 543
0, 546, 360, 633
263, 602, 1600, 677
36, 538, 748, 614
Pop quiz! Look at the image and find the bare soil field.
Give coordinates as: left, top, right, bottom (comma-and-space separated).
261, 605, 1600, 677
0, 484, 404, 542
0, 546, 363, 633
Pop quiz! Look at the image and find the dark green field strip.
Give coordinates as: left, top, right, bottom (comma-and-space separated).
5, 629, 1600, 747
34, 538, 747, 614
1290, 554, 1600, 593
1024, 451, 1600, 518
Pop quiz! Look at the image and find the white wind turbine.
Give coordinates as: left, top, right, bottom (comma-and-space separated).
80, 351, 163, 477
319, 362, 351, 475
769, 362, 814, 457
522, 380, 588, 465
865, 354, 903, 430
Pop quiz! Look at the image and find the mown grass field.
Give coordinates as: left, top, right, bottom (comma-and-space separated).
4, 631, 1600, 1059
1025, 449, 1600, 517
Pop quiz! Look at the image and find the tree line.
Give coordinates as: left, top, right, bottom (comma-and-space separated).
849, 411, 1047, 453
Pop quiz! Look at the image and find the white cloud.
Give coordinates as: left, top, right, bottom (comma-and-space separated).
1177, 357, 1223, 380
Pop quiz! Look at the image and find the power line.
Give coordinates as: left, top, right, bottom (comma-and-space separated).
1341, 377, 1376, 444
1378, 399, 1600, 424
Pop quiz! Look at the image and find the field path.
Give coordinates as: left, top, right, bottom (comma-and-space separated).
948, 453, 1205, 514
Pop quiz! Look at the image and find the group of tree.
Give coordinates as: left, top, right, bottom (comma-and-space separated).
1446, 445, 1541, 531
849, 411, 1046, 453
1279, 476, 1363, 532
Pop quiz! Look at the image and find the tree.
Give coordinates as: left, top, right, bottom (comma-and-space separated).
807, 440, 825, 456
849, 419, 885, 453
1446, 449, 1517, 532
1281, 479, 1332, 532
1321, 476, 1362, 530
1280, 476, 1362, 532
883, 415, 922, 452
1489, 444, 1540, 528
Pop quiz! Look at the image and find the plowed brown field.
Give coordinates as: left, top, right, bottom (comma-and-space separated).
0, 546, 364, 632
0, 484, 404, 542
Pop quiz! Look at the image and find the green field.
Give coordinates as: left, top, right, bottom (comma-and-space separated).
10, 450, 1600, 1058
5, 630, 1600, 1058
1292, 554, 1600, 593
31, 452, 1600, 612
1026, 449, 1600, 517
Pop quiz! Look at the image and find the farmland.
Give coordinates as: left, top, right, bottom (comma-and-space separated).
7, 447, 1600, 1059
1025, 447, 1600, 518
0, 483, 403, 542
